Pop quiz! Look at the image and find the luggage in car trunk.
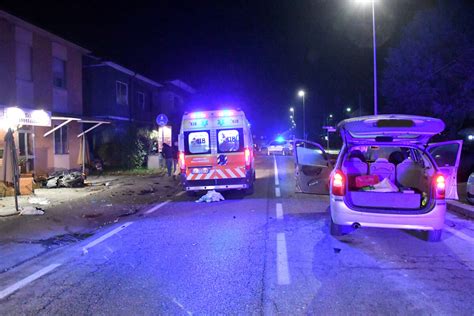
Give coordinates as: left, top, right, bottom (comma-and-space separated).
347, 191, 422, 209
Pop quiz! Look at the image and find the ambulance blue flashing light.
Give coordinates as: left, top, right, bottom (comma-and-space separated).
276, 136, 285, 143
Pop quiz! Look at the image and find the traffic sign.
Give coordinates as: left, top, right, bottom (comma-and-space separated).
322, 126, 336, 132
156, 114, 168, 126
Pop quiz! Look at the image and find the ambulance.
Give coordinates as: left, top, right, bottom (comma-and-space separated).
178, 109, 255, 193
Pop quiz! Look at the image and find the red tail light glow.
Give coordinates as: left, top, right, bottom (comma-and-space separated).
244, 147, 251, 169
434, 173, 445, 199
179, 152, 186, 172
331, 170, 345, 196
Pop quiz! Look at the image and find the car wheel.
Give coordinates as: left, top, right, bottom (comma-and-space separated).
330, 218, 352, 236
425, 229, 442, 242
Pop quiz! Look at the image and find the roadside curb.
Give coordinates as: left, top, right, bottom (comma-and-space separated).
447, 200, 474, 219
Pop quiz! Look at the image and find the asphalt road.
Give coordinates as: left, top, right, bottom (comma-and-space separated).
0, 155, 473, 315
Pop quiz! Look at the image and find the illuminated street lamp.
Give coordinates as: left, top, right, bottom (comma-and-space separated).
289, 107, 294, 112
346, 107, 352, 113
297, 90, 306, 139
356, 0, 378, 115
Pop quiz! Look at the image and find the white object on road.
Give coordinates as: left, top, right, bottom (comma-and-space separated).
195, 190, 225, 203
28, 197, 50, 205
20, 206, 44, 215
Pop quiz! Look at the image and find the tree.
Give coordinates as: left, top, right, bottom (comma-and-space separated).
381, 2, 474, 138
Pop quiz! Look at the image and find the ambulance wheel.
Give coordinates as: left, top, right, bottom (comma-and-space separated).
245, 182, 255, 195
186, 191, 197, 198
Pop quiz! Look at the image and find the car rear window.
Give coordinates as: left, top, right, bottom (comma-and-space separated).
185, 130, 211, 154
217, 128, 243, 153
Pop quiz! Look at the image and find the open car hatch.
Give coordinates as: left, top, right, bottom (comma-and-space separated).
338, 115, 445, 145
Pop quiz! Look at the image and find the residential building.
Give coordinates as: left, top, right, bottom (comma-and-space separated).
83, 56, 163, 125
82, 57, 196, 164
0, 10, 92, 177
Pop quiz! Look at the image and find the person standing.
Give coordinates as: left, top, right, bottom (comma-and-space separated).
172, 141, 179, 178
161, 143, 173, 177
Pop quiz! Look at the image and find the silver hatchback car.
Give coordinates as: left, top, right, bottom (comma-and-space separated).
294, 115, 463, 242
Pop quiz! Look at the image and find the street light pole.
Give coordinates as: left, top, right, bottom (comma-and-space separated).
302, 94, 306, 139
298, 90, 306, 140
371, 0, 378, 115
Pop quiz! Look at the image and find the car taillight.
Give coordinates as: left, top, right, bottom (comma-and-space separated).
434, 173, 445, 199
331, 170, 345, 196
244, 147, 251, 169
179, 152, 186, 172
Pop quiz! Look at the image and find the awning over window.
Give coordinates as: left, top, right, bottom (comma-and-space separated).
43, 114, 110, 137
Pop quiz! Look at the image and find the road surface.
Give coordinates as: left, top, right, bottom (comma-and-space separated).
1, 155, 473, 315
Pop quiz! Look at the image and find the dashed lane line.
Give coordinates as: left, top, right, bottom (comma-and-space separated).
0, 264, 61, 300
275, 187, 281, 198
82, 222, 133, 254
175, 191, 186, 197
145, 200, 172, 215
273, 155, 279, 186
276, 233, 290, 285
276, 203, 283, 220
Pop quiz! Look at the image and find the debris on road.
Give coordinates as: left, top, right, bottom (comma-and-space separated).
45, 170, 85, 188
195, 190, 225, 203
28, 197, 50, 205
20, 206, 45, 216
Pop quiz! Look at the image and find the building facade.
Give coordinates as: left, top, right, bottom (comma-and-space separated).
83, 58, 196, 165
0, 10, 91, 177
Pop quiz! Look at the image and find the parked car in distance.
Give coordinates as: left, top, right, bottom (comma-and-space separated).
267, 140, 293, 156
467, 172, 474, 205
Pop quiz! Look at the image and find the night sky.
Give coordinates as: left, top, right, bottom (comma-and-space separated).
1, 0, 439, 138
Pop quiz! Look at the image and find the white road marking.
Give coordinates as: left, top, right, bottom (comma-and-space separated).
172, 298, 193, 315
145, 200, 172, 215
276, 203, 283, 220
276, 233, 290, 285
0, 263, 61, 300
275, 187, 281, 197
175, 191, 186, 197
273, 155, 279, 186
444, 226, 474, 244
82, 222, 133, 254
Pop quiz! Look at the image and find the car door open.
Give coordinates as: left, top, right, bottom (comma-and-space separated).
293, 139, 332, 194
427, 140, 463, 200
